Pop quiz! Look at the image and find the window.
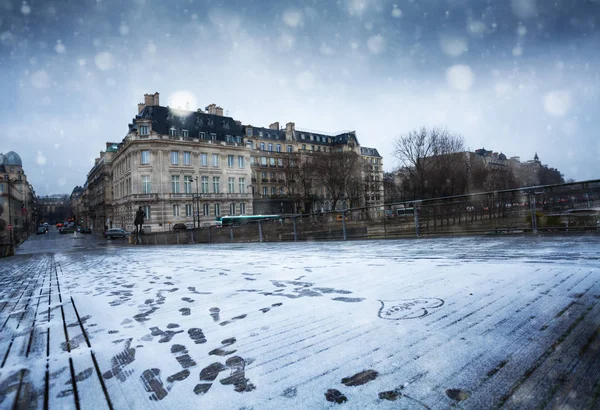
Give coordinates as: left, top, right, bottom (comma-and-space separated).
184, 176, 192, 193
312, 145, 315, 151
214, 203, 221, 216
203, 203, 209, 216
246, 140, 253, 149
301, 134, 305, 139
143, 205, 151, 219
182, 129, 188, 138
201, 153, 208, 166
269, 157, 275, 166
169, 127, 176, 136
171, 151, 179, 165
142, 175, 151, 193
227, 155, 234, 167
302, 144, 306, 150
238, 156, 244, 168
141, 150, 150, 165
183, 152, 191, 165
276, 144, 281, 152
212, 154, 219, 167
238, 178, 245, 193
236, 136, 242, 143
240, 203, 246, 215
228, 177, 235, 193
210, 133, 216, 140
213, 176, 220, 193
287, 145, 293, 152
250, 156, 255, 165
260, 142, 265, 151
268, 143, 273, 152
261, 171, 267, 179
171, 175, 180, 193
230, 203, 235, 215
271, 187, 277, 195
185, 204, 192, 217
278, 158, 283, 167
226, 135, 233, 142
199, 131, 205, 140
263, 187, 268, 196
309, 134, 314, 141
173, 204, 180, 217
139, 125, 149, 135
261, 157, 267, 166
201, 176, 209, 193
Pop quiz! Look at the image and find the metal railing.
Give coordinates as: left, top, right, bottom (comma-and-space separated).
128, 179, 600, 245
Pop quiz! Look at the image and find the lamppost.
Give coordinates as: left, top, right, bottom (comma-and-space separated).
194, 176, 199, 228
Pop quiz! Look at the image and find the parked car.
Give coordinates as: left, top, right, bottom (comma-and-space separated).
104, 228, 129, 239
172, 223, 187, 231
60, 226, 75, 234
36, 227, 47, 235
79, 227, 92, 234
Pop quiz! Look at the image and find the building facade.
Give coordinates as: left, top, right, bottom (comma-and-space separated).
0, 151, 37, 244
79, 92, 385, 231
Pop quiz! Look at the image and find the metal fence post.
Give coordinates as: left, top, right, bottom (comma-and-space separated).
258, 221, 263, 242
176, 232, 179, 245
342, 213, 347, 240
230, 225, 234, 242
208, 226, 212, 243
293, 217, 297, 241
529, 192, 538, 234
414, 207, 420, 238
191, 230, 195, 244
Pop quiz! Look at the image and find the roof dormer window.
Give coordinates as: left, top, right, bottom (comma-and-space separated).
139, 125, 149, 136
169, 127, 176, 136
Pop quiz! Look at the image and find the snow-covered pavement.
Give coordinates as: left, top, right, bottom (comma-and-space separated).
1, 236, 600, 409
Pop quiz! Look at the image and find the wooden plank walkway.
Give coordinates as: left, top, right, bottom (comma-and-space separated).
1, 237, 600, 409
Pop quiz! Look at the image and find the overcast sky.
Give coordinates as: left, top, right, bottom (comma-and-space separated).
1, 0, 599, 195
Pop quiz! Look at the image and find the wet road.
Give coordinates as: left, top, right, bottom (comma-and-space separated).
1, 234, 600, 409
15, 228, 130, 255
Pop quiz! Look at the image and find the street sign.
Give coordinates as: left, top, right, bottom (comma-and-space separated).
7, 224, 13, 231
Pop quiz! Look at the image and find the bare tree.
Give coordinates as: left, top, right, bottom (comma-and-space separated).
394, 127, 466, 199
311, 150, 362, 211
296, 155, 318, 213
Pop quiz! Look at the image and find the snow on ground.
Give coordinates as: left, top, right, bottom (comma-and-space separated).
1, 236, 600, 409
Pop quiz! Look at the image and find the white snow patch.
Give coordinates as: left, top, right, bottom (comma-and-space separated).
295, 71, 315, 90
512, 45, 524, 56
367, 35, 386, 54
94, 51, 115, 71
54, 40, 66, 54
282, 9, 303, 28
516, 25, 527, 37
20, 1, 31, 15
467, 20, 486, 35
511, 0, 537, 19
119, 23, 130, 36
440, 35, 468, 57
543, 90, 572, 117
446, 64, 474, 91
30, 70, 50, 89
36, 151, 47, 166
391, 5, 403, 18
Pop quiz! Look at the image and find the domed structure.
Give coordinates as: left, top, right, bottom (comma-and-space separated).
0, 151, 23, 167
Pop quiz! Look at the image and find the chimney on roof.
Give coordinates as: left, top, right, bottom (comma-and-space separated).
269, 122, 280, 130
286, 122, 295, 132
205, 104, 224, 116
138, 103, 145, 114
153, 92, 159, 106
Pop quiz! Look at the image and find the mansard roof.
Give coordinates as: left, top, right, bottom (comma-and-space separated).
360, 147, 382, 157
133, 105, 243, 140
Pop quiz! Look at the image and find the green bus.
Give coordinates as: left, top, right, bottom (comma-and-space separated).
219, 215, 281, 226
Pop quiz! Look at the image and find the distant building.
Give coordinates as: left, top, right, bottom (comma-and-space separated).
0, 151, 36, 243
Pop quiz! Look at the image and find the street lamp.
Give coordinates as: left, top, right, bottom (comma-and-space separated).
194, 176, 199, 228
